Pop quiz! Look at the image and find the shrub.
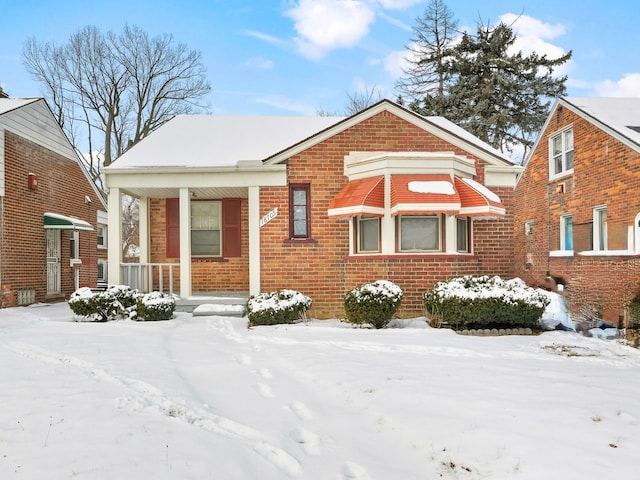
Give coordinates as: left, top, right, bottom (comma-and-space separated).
68, 285, 141, 322
344, 280, 403, 329
247, 289, 312, 326
424, 275, 550, 330
628, 292, 640, 328
136, 291, 176, 321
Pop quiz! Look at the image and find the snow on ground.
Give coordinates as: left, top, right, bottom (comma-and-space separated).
1, 300, 639, 479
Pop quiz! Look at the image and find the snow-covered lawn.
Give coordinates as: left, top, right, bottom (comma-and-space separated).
1, 301, 639, 479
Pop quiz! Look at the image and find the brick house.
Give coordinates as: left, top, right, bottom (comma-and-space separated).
0, 96, 108, 307
104, 100, 521, 318
513, 97, 640, 326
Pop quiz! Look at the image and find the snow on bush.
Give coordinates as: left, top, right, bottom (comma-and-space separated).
135, 291, 176, 321
424, 275, 551, 330
69, 286, 176, 322
247, 289, 312, 326
344, 280, 403, 329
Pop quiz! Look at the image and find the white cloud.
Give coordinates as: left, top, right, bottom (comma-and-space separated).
243, 30, 287, 46
384, 48, 410, 79
244, 57, 274, 69
286, 0, 376, 59
374, 0, 422, 9
594, 73, 640, 97
253, 94, 317, 115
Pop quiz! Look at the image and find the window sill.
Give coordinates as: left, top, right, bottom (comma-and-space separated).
97, 245, 108, 250
548, 170, 573, 182
283, 238, 318, 245
549, 250, 573, 257
192, 257, 228, 263
578, 250, 638, 257
346, 252, 477, 260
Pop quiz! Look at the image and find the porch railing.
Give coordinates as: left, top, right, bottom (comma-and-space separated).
120, 263, 178, 295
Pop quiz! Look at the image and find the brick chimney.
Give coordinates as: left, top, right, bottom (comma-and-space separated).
0, 86, 8, 98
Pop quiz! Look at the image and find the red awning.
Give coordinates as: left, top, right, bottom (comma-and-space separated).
327, 176, 384, 218
454, 177, 505, 217
391, 174, 460, 216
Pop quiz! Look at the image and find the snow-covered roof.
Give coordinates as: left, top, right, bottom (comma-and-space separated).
109, 115, 346, 169
563, 97, 640, 148
0, 98, 40, 116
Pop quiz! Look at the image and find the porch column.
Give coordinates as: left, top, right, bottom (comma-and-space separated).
107, 187, 122, 285
179, 188, 191, 298
137, 196, 149, 291
248, 185, 261, 295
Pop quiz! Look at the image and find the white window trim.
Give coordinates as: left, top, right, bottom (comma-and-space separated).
549, 126, 574, 180
356, 216, 380, 253
191, 200, 222, 257
97, 224, 108, 249
593, 205, 607, 252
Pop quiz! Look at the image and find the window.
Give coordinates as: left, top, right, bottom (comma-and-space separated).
357, 217, 380, 253
594, 206, 607, 251
289, 184, 311, 239
70, 230, 79, 259
398, 215, 440, 252
550, 127, 574, 176
191, 201, 221, 256
457, 217, 469, 253
97, 259, 107, 283
560, 214, 573, 251
97, 224, 107, 249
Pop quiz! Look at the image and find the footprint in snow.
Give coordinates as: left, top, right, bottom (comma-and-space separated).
257, 367, 272, 379
254, 383, 275, 398
290, 401, 313, 421
289, 427, 321, 455
237, 353, 252, 366
341, 462, 372, 480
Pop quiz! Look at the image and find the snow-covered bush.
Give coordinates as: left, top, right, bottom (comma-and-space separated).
68, 285, 141, 322
424, 275, 551, 330
344, 280, 403, 329
135, 291, 176, 321
247, 289, 312, 326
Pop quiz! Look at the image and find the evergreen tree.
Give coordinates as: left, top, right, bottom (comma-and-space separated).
395, 0, 458, 115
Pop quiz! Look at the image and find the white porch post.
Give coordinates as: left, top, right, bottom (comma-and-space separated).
138, 196, 149, 264
107, 187, 122, 285
248, 186, 261, 295
445, 214, 457, 254
179, 188, 192, 298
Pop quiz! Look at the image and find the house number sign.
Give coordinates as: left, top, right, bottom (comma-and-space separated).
260, 207, 278, 227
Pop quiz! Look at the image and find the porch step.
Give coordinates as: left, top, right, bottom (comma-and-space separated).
176, 292, 249, 317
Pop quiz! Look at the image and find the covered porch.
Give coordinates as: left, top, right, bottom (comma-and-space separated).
104, 161, 286, 299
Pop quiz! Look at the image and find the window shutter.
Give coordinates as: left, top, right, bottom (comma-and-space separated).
166, 198, 180, 258
222, 198, 241, 257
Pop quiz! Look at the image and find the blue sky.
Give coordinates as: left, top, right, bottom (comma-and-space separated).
1, 0, 639, 116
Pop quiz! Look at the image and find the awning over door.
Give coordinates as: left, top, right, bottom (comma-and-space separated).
44, 212, 94, 231
327, 176, 384, 218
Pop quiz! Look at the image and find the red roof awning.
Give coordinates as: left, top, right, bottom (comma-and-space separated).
328, 175, 505, 219
327, 176, 384, 218
454, 177, 505, 217
391, 174, 460, 216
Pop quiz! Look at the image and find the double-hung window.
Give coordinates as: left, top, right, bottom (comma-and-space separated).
398, 214, 440, 252
357, 216, 380, 253
550, 127, 574, 177
594, 206, 607, 251
191, 201, 221, 256
560, 214, 573, 251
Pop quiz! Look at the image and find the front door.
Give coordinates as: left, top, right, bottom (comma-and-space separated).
46, 230, 61, 295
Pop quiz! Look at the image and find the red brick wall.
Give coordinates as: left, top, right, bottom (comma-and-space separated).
1, 131, 104, 305
148, 197, 250, 292
513, 105, 640, 324
259, 110, 515, 318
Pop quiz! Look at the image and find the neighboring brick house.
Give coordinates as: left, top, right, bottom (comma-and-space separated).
0, 97, 108, 307
104, 100, 521, 318
513, 97, 640, 326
